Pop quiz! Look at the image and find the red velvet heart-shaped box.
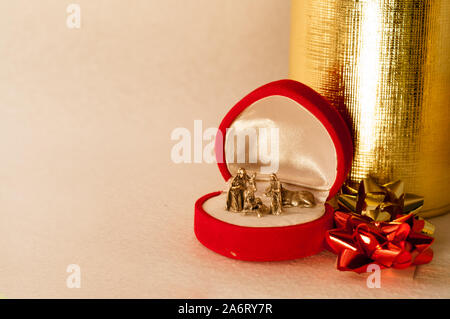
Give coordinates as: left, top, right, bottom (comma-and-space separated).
195, 79, 353, 261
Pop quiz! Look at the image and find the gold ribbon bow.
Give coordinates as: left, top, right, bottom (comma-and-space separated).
337, 178, 434, 235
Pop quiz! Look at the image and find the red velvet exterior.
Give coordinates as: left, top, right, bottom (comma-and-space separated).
215, 79, 353, 199
194, 79, 353, 261
195, 192, 335, 261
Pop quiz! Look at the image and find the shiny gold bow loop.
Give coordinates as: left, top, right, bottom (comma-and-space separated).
337, 178, 434, 235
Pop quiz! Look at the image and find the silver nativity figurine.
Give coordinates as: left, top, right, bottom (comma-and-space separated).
226, 168, 315, 217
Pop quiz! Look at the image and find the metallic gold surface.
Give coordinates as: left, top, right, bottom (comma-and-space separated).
337, 178, 435, 234
290, 0, 450, 217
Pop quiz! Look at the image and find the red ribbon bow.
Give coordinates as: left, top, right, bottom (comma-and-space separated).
326, 211, 434, 273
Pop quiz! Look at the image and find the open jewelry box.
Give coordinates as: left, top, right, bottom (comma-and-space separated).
195, 80, 353, 261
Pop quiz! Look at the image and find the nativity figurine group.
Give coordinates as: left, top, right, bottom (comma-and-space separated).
226, 168, 315, 217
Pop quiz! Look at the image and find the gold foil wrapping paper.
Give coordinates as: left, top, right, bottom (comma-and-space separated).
289, 0, 450, 217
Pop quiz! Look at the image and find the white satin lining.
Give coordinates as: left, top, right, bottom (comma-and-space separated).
225, 95, 338, 197
211, 95, 336, 227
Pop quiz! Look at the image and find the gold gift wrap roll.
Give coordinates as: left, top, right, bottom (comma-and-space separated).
289, 0, 450, 218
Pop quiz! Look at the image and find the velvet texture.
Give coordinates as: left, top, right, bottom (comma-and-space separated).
194, 80, 353, 261
195, 192, 335, 261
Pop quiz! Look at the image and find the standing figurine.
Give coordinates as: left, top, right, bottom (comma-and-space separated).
243, 173, 269, 217
265, 173, 283, 215
226, 168, 250, 212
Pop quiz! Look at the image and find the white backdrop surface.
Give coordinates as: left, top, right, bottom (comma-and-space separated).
0, 0, 448, 298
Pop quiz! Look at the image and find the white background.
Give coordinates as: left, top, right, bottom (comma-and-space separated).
0, 0, 448, 298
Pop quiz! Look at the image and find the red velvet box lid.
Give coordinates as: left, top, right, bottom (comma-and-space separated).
195, 79, 353, 262
215, 79, 353, 199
